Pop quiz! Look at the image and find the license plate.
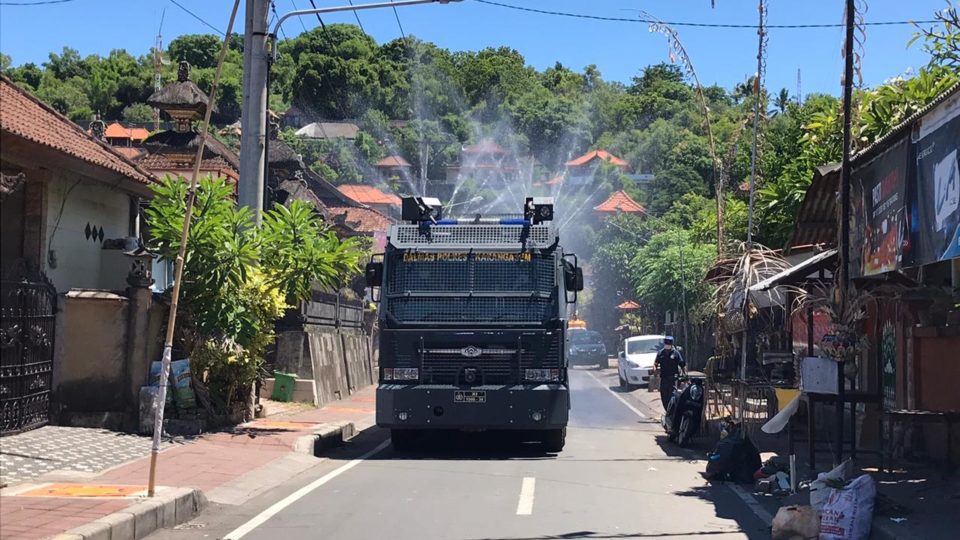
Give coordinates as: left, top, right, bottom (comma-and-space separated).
454, 390, 486, 403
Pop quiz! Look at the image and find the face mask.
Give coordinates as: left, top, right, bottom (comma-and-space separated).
664, 344, 673, 350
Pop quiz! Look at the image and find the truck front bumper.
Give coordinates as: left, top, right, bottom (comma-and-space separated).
377, 384, 569, 430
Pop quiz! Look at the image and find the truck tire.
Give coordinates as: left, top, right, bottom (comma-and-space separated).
391, 429, 419, 452
542, 427, 566, 453
598, 358, 609, 370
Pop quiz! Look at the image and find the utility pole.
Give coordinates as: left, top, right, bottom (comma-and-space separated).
836, 0, 856, 467
239, 0, 271, 224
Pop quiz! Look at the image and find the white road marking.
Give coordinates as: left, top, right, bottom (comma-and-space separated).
585, 370, 646, 418
516, 477, 536, 515
222, 439, 391, 540
728, 483, 774, 525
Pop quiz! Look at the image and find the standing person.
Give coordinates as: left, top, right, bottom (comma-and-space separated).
654, 336, 686, 410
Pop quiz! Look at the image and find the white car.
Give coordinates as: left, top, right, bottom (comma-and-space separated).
617, 335, 667, 389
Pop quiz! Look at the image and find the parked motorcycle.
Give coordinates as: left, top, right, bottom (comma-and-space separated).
662, 371, 706, 447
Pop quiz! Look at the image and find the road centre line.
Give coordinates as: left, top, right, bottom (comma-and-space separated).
516, 477, 536, 515
222, 439, 391, 540
585, 370, 647, 418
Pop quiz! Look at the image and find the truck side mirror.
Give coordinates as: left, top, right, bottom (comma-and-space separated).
573, 267, 584, 292
365, 261, 383, 288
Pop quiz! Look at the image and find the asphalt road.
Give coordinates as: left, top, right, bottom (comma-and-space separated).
151, 368, 770, 540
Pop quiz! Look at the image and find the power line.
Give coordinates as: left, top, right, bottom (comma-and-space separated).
390, 0, 406, 39
0, 0, 75, 5
289, 0, 309, 33
473, 0, 936, 29
168, 0, 224, 36
271, 1, 288, 39
347, 0, 367, 33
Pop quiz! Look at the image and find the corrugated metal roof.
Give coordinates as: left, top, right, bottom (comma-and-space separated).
787, 163, 839, 251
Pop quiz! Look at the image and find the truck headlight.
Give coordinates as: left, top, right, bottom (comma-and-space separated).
524, 369, 560, 382
383, 367, 419, 381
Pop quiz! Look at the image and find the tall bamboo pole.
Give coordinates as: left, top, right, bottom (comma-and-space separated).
835, 0, 856, 467
148, 0, 242, 498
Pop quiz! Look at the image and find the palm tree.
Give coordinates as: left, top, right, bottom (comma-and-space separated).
770, 88, 791, 116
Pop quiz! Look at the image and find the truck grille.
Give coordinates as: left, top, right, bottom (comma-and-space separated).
386, 333, 563, 385
422, 353, 514, 385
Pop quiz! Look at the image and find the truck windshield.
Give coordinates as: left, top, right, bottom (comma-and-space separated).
384, 250, 556, 324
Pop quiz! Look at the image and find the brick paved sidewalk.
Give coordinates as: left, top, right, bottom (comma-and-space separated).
0, 386, 377, 540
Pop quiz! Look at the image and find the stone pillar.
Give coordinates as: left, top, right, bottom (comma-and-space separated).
124, 256, 155, 425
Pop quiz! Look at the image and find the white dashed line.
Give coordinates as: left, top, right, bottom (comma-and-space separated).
516, 477, 536, 515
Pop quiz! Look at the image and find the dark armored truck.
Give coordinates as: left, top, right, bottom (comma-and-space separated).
365, 197, 583, 451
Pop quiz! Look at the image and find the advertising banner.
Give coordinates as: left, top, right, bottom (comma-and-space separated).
909, 92, 960, 266
851, 137, 909, 277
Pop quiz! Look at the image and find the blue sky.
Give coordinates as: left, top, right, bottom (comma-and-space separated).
0, 0, 950, 97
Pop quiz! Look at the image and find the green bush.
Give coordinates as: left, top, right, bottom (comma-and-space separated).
144, 175, 364, 414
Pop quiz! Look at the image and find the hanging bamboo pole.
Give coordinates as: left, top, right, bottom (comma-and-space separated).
148, 0, 242, 498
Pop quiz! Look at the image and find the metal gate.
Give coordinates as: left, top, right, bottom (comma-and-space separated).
0, 277, 56, 435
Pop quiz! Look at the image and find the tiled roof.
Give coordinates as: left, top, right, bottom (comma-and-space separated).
114, 147, 146, 159
617, 300, 641, 310
104, 122, 150, 141
337, 184, 402, 206
463, 139, 507, 154
0, 76, 154, 185
375, 155, 411, 168
136, 153, 239, 180
566, 149, 628, 168
328, 206, 393, 233
593, 190, 646, 213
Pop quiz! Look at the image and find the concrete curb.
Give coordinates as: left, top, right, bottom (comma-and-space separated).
293, 421, 358, 456
51, 487, 206, 540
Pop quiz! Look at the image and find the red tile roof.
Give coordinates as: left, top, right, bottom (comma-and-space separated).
328, 206, 393, 233
337, 184, 402, 206
463, 139, 507, 155
566, 149, 628, 168
593, 190, 646, 214
104, 122, 150, 141
0, 76, 154, 185
617, 300, 641, 310
114, 147, 146, 159
375, 155, 411, 168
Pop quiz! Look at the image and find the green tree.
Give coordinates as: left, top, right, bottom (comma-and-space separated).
7, 62, 43, 89
168, 34, 222, 69
45, 46, 88, 80
122, 103, 155, 124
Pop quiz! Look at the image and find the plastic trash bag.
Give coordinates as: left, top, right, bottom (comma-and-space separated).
810, 459, 853, 512
772, 505, 819, 540
819, 474, 876, 540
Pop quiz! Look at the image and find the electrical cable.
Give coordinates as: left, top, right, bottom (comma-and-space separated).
473, 0, 936, 29
347, 0, 367, 33
289, 0, 309, 33
168, 0, 224, 36
390, 0, 406, 39
0, 0, 75, 5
